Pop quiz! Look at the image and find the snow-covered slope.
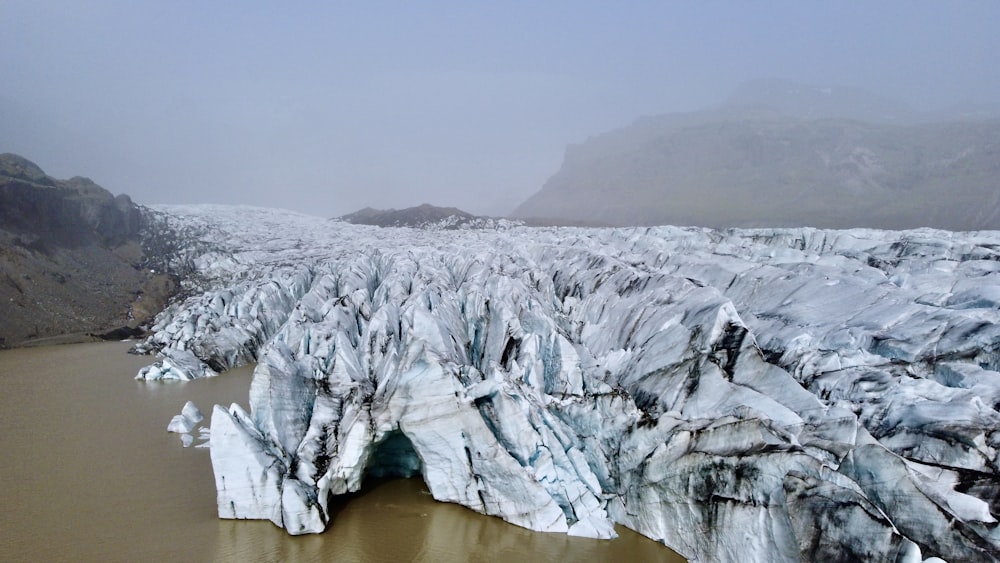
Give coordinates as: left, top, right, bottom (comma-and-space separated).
136, 204, 1000, 562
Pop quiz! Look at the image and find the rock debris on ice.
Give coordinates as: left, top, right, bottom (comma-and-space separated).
136, 204, 1000, 562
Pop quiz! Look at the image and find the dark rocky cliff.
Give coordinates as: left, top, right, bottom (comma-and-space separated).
0, 154, 173, 347
0, 155, 142, 246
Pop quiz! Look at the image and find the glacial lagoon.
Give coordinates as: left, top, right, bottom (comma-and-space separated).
0, 341, 683, 562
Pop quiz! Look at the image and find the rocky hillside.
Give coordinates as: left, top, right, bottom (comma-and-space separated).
338, 203, 609, 229
336, 203, 520, 229
0, 154, 173, 347
514, 95, 1000, 230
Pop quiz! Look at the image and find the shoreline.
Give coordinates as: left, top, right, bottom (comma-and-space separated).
5, 328, 150, 349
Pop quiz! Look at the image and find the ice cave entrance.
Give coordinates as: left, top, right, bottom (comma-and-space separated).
328, 430, 427, 524
364, 429, 423, 480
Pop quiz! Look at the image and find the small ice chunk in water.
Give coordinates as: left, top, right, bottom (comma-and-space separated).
195, 427, 212, 448
182, 401, 204, 424
167, 401, 204, 434
167, 414, 195, 433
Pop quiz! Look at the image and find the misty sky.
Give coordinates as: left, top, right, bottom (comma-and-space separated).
2, 2, 998, 217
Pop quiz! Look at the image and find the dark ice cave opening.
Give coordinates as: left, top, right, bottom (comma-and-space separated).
325, 430, 427, 526
364, 429, 423, 480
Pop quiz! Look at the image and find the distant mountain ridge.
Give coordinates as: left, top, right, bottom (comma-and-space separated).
336, 203, 521, 230
513, 81, 1000, 230
722, 78, 1000, 123
338, 203, 612, 229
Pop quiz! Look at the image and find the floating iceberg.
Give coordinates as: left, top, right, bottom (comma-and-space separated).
136, 348, 217, 381
167, 400, 205, 447
137, 205, 1000, 562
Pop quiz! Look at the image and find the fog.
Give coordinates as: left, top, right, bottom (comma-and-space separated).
2, 2, 998, 217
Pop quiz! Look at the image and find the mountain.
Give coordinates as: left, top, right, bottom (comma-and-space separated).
513, 82, 1000, 230
338, 204, 611, 229
0, 154, 174, 347
336, 203, 520, 229
132, 203, 1000, 561
337, 203, 476, 228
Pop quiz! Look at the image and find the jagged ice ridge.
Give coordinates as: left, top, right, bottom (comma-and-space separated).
135, 204, 1000, 562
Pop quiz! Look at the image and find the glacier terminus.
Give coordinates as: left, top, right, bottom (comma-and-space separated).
134, 205, 1000, 562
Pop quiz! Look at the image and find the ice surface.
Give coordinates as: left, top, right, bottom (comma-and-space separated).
136, 205, 1000, 561
167, 400, 205, 448
136, 349, 217, 381
167, 400, 203, 433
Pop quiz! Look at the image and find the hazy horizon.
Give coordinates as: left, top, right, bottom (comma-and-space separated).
2, 2, 998, 217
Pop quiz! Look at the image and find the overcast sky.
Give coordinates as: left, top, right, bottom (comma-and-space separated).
2, 1, 998, 216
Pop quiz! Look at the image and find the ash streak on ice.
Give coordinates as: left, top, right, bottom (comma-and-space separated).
136, 204, 1000, 562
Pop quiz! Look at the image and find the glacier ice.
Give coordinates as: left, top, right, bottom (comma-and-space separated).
167, 400, 205, 447
136, 205, 1000, 562
136, 348, 217, 381
166, 400, 203, 433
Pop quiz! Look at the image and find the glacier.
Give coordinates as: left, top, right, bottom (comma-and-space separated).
135, 204, 1000, 562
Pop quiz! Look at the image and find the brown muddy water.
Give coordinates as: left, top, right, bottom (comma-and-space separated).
0, 341, 685, 562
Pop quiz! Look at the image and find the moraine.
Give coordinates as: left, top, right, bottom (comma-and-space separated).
135, 204, 1000, 562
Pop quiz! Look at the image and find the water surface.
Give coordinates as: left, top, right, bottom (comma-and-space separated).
0, 341, 684, 561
